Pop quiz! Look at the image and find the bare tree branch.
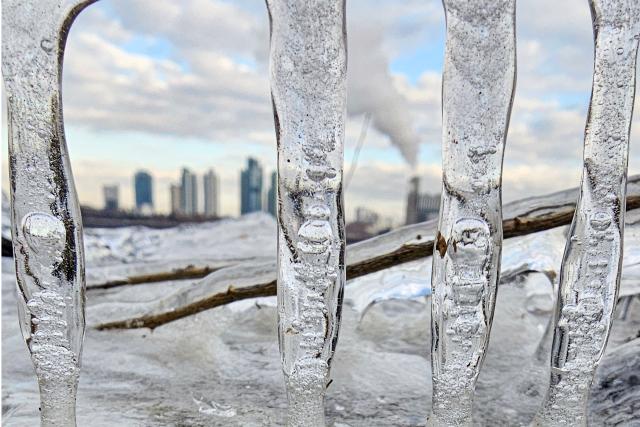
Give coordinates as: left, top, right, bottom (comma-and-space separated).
94, 176, 640, 330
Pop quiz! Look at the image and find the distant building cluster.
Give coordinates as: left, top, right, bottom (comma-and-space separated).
170, 167, 219, 217
94, 157, 403, 221
98, 165, 438, 230
101, 167, 219, 218
405, 176, 440, 225
102, 170, 156, 215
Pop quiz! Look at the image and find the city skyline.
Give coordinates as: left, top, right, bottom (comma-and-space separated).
98, 160, 377, 221
95, 159, 442, 226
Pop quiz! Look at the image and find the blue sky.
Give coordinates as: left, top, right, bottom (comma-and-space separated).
3, 0, 639, 223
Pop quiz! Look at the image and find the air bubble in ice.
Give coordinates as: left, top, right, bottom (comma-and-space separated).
590, 211, 612, 230
22, 212, 65, 259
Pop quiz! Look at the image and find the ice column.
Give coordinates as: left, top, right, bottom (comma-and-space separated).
533, 2, 640, 425
2, 1, 94, 425
266, 1, 347, 426
429, 1, 516, 425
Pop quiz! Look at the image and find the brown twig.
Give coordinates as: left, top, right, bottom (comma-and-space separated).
88, 265, 222, 290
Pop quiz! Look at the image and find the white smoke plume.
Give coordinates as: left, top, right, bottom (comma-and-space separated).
347, 25, 421, 167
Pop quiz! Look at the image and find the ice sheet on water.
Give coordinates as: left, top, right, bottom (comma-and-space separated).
3, 246, 639, 426
84, 212, 276, 268
84, 213, 276, 286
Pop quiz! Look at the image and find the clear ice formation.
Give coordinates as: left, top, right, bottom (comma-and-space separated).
533, 1, 640, 425
2, 1, 94, 425
429, 1, 516, 425
266, 0, 347, 425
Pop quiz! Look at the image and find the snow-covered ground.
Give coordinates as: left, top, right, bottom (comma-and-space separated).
2, 210, 639, 425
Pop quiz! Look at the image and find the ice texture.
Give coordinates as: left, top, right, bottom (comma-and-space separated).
266, 1, 347, 425
533, 1, 640, 426
4, 214, 640, 425
2, 1, 94, 425
429, 1, 516, 425
81, 213, 277, 288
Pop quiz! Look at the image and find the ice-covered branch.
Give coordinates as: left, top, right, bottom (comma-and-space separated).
533, 1, 640, 425
429, 1, 516, 425
266, 0, 347, 425
92, 179, 640, 332
2, 1, 96, 425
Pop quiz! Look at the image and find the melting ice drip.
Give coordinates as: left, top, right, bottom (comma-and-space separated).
534, 2, 640, 425
267, 0, 347, 425
3, 1, 90, 426
430, 1, 516, 425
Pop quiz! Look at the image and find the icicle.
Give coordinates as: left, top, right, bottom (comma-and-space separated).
266, 1, 347, 425
2, 1, 93, 425
533, 2, 640, 426
429, 1, 516, 425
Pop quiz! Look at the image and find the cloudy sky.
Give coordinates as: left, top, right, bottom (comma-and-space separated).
2, 0, 640, 224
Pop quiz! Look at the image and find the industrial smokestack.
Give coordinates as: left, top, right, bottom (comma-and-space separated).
405, 175, 420, 225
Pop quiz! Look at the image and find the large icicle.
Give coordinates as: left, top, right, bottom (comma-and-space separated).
429, 1, 516, 425
266, 0, 347, 426
2, 1, 94, 425
533, 1, 640, 426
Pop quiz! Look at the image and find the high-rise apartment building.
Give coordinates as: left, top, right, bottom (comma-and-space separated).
203, 169, 219, 217
170, 183, 182, 215
180, 168, 198, 216
240, 158, 263, 215
134, 170, 153, 210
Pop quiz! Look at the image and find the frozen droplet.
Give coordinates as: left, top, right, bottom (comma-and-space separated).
192, 396, 237, 418
590, 211, 612, 231
448, 218, 491, 274
22, 212, 66, 255
304, 203, 330, 220
40, 38, 54, 53
298, 219, 332, 243
306, 165, 337, 182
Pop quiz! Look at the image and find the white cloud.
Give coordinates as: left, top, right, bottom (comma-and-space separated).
3, 0, 640, 224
